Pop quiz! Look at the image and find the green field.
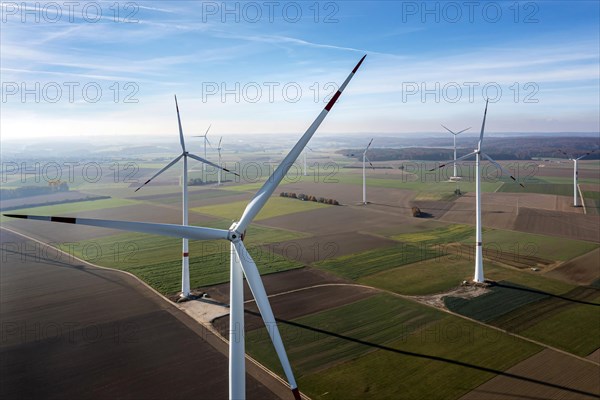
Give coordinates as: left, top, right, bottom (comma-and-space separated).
444, 282, 550, 322
359, 255, 474, 295
521, 299, 600, 357
314, 244, 441, 280
245, 294, 541, 400
68, 222, 308, 294
191, 196, 329, 221
123, 246, 303, 293
467, 229, 598, 261
392, 224, 473, 244
496, 182, 572, 196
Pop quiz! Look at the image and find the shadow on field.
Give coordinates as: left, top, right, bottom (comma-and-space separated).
245, 309, 600, 399
495, 282, 600, 307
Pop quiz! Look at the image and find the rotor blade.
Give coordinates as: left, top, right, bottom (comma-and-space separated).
441, 124, 456, 135
478, 99, 489, 150
556, 149, 571, 158
174, 95, 186, 153
481, 153, 525, 188
365, 138, 374, 152
306, 145, 314, 152
187, 153, 239, 176
232, 241, 300, 399
3, 214, 229, 241
218, 136, 223, 149
135, 154, 184, 192
455, 127, 471, 135
576, 149, 597, 160
429, 151, 477, 171
365, 156, 375, 170
234, 55, 366, 233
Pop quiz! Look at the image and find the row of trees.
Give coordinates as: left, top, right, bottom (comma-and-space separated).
0, 182, 69, 200
280, 192, 340, 205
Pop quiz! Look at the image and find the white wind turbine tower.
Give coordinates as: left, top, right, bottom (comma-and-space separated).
302, 145, 314, 176
217, 136, 224, 186
362, 138, 374, 205
441, 125, 470, 179
558, 150, 596, 207
5, 55, 367, 400
194, 125, 212, 180
135, 96, 237, 298
430, 100, 524, 283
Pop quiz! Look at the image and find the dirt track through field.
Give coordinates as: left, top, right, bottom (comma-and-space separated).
459, 349, 600, 400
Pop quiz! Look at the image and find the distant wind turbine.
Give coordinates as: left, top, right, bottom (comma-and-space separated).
558, 149, 597, 207
441, 125, 470, 179
193, 125, 212, 180
135, 97, 237, 298
363, 138, 374, 205
303, 145, 314, 176
217, 136, 224, 186
430, 101, 524, 283
4, 54, 367, 400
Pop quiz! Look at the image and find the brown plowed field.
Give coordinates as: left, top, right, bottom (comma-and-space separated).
0, 229, 279, 400
440, 193, 517, 230
0, 191, 103, 210
257, 205, 424, 236
581, 183, 600, 192
440, 193, 599, 242
546, 248, 600, 285
212, 284, 377, 336
588, 349, 600, 363
204, 267, 376, 340
278, 182, 415, 207
514, 209, 600, 243
3, 203, 219, 242
200, 267, 350, 304
136, 188, 251, 208
459, 349, 600, 400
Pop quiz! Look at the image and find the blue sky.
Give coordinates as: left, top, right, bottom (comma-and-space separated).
1, 0, 599, 139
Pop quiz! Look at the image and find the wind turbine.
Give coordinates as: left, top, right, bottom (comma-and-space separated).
4, 54, 366, 400
430, 100, 524, 283
135, 96, 237, 299
217, 136, 224, 186
362, 138, 374, 205
302, 145, 314, 176
194, 125, 212, 180
441, 125, 470, 179
558, 150, 596, 207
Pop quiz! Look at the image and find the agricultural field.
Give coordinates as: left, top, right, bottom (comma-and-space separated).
2, 144, 599, 400
191, 196, 330, 221
243, 294, 543, 400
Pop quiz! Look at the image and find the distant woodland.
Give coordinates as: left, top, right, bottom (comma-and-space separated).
341, 136, 600, 161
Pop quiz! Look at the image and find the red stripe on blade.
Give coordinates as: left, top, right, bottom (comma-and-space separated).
51, 216, 76, 224
325, 91, 342, 111
292, 388, 301, 400
352, 54, 367, 73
